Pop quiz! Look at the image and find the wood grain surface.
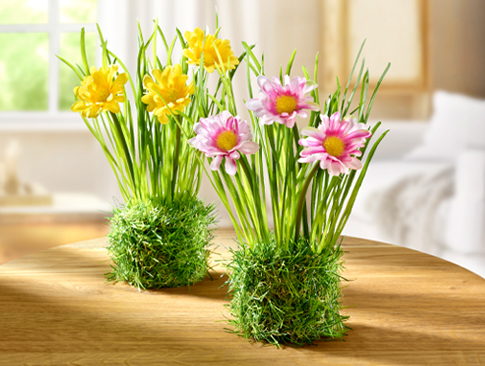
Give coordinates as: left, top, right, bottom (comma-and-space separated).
0, 229, 484, 365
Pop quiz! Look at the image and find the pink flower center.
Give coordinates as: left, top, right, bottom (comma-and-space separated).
275, 95, 298, 114
323, 136, 345, 157
216, 130, 238, 151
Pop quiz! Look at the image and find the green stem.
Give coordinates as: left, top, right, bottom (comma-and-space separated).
292, 124, 310, 237
109, 112, 135, 193
239, 156, 270, 243
171, 115, 182, 199
238, 157, 254, 192
294, 163, 319, 244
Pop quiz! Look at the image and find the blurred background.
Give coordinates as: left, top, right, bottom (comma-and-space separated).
0, 0, 484, 276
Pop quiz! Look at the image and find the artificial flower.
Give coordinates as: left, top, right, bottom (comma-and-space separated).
298, 112, 372, 176
142, 64, 194, 124
188, 111, 259, 175
245, 75, 319, 128
71, 65, 128, 118
183, 27, 239, 73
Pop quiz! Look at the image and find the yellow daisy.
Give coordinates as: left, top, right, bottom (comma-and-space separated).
141, 64, 195, 124
183, 27, 239, 73
71, 65, 128, 118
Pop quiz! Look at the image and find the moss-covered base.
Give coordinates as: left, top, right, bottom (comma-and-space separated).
106, 196, 216, 289
226, 238, 348, 347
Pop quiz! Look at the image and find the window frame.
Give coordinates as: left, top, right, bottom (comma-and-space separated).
0, 0, 97, 128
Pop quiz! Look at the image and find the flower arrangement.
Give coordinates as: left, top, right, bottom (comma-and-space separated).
60, 15, 389, 346
58, 20, 247, 289
189, 43, 389, 346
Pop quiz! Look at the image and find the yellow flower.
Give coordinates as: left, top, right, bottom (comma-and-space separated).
183, 27, 239, 73
141, 64, 194, 124
71, 65, 128, 118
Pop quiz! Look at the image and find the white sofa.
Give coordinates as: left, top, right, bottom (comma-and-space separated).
344, 91, 485, 278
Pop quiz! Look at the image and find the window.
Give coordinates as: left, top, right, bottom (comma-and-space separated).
320, 0, 430, 119
0, 0, 97, 120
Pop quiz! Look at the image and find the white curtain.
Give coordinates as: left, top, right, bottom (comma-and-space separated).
98, 0, 322, 226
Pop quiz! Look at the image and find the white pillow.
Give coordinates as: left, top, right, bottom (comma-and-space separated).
406, 91, 485, 161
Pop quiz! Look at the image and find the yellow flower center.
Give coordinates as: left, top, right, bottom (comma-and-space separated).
163, 88, 179, 104
216, 130, 238, 151
275, 95, 298, 114
94, 88, 111, 103
323, 136, 345, 157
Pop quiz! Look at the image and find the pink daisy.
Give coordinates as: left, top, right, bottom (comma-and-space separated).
188, 111, 259, 176
245, 75, 320, 128
298, 112, 372, 176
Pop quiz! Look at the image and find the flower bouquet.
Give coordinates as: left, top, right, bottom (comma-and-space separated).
189, 43, 389, 346
58, 21, 244, 289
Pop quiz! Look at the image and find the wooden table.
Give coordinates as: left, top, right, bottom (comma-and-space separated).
1, 229, 484, 365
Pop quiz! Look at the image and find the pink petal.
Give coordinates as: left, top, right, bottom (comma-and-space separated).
331, 111, 341, 122
329, 112, 341, 130
298, 155, 316, 163
226, 116, 236, 130
328, 161, 343, 176
300, 101, 319, 111
220, 110, 233, 123
193, 122, 206, 134
258, 91, 269, 102
239, 141, 259, 154
260, 115, 275, 125
187, 136, 198, 147
296, 110, 308, 119
303, 80, 318, 94
300, 126, 325, 140
285, 117, 296, 128
238, 132, 253, 142
289, 75, 299, 90
299, 138, 322, 147
301, 146, 326, 156
246, 99, 262, 111
225, 157, 237, 176
238, 121, 250, 135
346, 129, 372, 140
348, 122, 367, 133
319, 159, 330, 170
347, 156, 363, 170
260, 77, 277, 96
271, 76, 283, 88
229, 151, 240, 160
207, 149, 227, 156
349, 149, 362, 157
256, 75, 270, 89
284, 74, 292, 87
338, 120, 350, 134
210, 155, 223, 171
319, 115, 329, 132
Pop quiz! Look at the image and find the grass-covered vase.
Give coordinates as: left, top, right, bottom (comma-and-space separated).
107, 197, 215, 289
226, 238, 347, 346
188, 41, 388, 345
61, 21, 244, 289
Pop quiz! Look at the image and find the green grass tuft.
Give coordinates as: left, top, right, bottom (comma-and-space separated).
225, 236, 349, 347
106, 196, 216, 290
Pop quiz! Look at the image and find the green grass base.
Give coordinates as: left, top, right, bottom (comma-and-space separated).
106, 196, 216, 290
226, 237, 348, 347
